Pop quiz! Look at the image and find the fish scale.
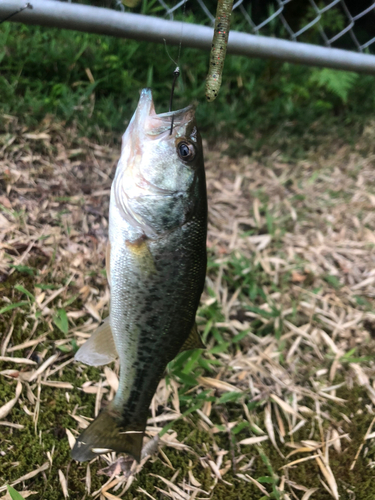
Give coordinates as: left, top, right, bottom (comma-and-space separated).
71, 89, 207, 462
110, 221, 206, 419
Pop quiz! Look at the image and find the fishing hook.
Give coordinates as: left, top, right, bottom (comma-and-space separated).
169, 66, 180, 136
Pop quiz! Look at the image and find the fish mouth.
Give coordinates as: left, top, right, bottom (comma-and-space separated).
134, 88, 195, 136
114, 89, 196, 237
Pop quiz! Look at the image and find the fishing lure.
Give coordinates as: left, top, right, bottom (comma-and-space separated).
205, 0, 234, 102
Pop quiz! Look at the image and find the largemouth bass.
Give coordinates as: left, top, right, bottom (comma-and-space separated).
71, 89, 207, 462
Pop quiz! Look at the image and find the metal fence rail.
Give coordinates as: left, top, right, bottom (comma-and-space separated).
2, 0, 375, 73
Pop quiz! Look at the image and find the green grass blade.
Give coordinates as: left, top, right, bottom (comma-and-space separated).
0, 301, 29, 314
53, 308, 69, 334
14, 284, 35, 302
6, 486, 26, 500
159, 402, 203, 437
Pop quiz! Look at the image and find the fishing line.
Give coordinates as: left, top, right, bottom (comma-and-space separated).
163, 39, 180, 135
165, 0, 187, 135
0, 2, 33, 25
168, 67, 180, 135
163, 38, 179, 68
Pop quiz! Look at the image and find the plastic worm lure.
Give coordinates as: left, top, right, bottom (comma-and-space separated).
205, 0, 234, 102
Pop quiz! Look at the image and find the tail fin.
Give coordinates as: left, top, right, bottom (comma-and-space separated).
71, 403, 145, 463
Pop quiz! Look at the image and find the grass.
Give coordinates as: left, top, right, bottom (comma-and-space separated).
2, 271, 375, 500
2, 7, 375, 496
2, 116, 375, 499
2, 18, 375, 155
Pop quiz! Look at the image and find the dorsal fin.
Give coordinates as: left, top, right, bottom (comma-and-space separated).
75, 317, 118, 367
179, 323, 205, 353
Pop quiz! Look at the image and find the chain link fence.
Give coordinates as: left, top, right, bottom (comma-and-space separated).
132, 0, 375, 54
2, 0, 375, 72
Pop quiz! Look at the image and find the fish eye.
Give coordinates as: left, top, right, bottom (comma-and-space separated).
177, 141, 195, 162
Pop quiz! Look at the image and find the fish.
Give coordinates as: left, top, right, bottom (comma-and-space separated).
71, 88, 207, 463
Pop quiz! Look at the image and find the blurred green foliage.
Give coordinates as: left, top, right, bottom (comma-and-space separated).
1, 19, 375, 148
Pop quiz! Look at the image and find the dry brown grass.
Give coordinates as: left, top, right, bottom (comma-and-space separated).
1, 115, 375, 499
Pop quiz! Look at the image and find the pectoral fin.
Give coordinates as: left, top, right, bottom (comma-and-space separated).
179, 323, 205, 353
75, 316, 118, 367
126, 237, 156, 276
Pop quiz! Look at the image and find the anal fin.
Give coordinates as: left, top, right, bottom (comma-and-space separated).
75, 316, 118, 367
179, 322, 205, 353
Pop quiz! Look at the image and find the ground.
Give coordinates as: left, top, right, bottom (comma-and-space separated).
1, 115, 375, 500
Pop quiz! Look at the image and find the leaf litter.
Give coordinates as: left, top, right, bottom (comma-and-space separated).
1, 117, 375, 498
